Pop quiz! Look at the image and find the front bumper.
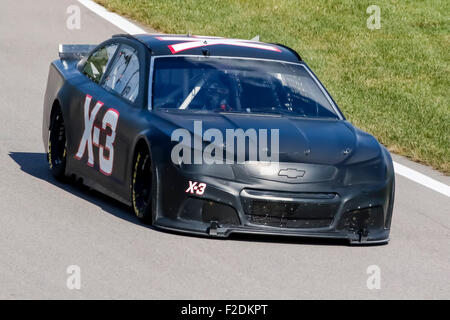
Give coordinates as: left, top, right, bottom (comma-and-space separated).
153, 163, 395, 245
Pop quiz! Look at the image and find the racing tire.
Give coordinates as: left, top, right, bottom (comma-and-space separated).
48, 108, 67, 181
131, 146, 156, 224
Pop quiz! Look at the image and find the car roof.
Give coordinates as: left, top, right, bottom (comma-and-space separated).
114, 34, 302, 63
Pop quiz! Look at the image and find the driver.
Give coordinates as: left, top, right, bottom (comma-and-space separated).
203, 74, 232, 111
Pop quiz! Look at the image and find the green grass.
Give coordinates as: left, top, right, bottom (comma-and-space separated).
97, 0, 450, 174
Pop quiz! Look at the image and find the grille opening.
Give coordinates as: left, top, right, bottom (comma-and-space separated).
202, 200, 240, 226
243, 198, 338, 229
246, 214, 333, 228
337, 206, 384, 232
179, 198, 240, 226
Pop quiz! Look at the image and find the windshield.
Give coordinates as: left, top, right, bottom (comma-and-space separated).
152, 56, 340, 119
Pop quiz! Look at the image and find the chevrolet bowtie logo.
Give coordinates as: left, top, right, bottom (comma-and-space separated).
278, 168, 306, 179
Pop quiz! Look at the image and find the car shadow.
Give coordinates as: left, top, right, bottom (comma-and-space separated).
8, 151, 148, 228
227, 233, 350, 246
9, 152, 376, 247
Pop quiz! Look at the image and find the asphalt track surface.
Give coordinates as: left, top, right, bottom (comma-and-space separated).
0, 0, 449, 299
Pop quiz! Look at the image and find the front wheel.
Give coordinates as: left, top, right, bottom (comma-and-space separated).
131, 147, 156, 224
48, 109, 67, 181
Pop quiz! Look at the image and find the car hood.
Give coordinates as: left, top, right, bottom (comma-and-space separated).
154, 111, 382, 165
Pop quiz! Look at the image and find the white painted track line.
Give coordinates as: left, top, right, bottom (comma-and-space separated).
78, 0, 146, 34
78, 0, 449, 198
394, 162, 449, 197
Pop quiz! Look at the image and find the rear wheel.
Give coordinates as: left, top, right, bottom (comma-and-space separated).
48, 109, 67, 180
131, 147, 155, 224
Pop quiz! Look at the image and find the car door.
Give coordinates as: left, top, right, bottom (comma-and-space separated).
67, 38, 148, 202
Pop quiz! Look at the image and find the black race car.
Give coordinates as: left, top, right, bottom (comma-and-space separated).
42, 34, 395, 244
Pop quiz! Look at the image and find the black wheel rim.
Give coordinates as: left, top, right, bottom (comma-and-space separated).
49, 113, 66, 168
133, 153, 152, 214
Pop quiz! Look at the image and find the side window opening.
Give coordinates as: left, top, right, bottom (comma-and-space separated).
102, 44, 140, 103
82, 44, 118, 83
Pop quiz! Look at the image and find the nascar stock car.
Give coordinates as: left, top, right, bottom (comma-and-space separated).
42, 34, 395, 244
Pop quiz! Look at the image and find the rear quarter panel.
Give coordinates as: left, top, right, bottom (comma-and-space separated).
42, 59, 80, 151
